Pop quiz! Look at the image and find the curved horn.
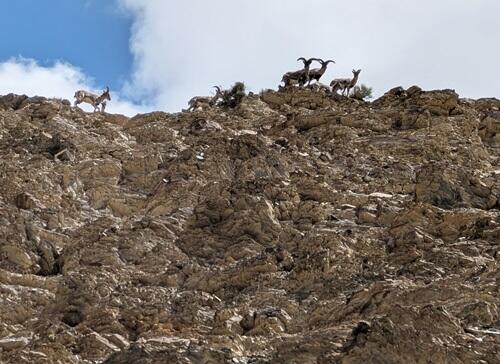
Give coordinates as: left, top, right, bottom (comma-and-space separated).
302, 58, 319, 66
105, 86, 110, 93
213, 85, 222, 93
297, 57, 309, 66
326, 60, 336, 64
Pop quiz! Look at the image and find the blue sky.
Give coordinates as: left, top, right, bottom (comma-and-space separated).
0, 0, 499, 115
0, 0, 132, 91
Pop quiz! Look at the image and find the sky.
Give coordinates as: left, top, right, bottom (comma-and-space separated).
0, 0, 499, 115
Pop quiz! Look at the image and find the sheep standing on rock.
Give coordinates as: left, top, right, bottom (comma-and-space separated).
74, 87, 111, 113
330, 69, 362, 97
187, 86, 224, 111
281, 57, 317, 87
306, 59, 335, 85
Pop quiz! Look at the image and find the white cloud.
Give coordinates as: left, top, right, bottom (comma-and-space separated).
0, 58, 146, 116
119, 0, 500, 111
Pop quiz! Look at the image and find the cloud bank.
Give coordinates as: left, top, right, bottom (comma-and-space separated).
0, 58, 146, 115
120, 0, 500, 111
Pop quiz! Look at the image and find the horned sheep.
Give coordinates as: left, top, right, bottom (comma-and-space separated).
187, 86, 224, 111
306, 59, 335, 85
281, 57, 317, 87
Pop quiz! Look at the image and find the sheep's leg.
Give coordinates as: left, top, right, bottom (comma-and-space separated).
331, 83, 339, 94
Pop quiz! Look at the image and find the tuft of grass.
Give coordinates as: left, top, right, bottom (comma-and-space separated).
219, 82, 246, 108
350, 84, 373, 100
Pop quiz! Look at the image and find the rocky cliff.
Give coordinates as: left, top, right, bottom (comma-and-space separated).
0, 87, 498, 363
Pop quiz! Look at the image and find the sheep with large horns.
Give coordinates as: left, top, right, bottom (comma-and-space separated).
306, 59, 335, 85
187, 86, 224, 111
281, 57, 317, 87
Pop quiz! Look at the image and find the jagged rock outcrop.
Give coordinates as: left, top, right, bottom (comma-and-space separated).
0, 87, 498, 363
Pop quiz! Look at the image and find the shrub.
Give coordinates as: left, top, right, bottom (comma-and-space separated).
350, 84, 373, 100
219, 82, 246, 108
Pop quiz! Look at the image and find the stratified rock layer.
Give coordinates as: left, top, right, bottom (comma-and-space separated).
0, 88, 498, 363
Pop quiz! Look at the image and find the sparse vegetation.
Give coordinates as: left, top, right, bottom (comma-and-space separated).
350, 84, 373, 100
219, 82, 246, 108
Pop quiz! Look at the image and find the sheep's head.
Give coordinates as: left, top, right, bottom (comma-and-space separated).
103, 86, 111, 101
213, 85, 223, 96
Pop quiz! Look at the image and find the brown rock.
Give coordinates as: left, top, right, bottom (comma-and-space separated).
0, 87, 498, 363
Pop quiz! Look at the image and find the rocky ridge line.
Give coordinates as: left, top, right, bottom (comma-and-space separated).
0, 86, 498, 363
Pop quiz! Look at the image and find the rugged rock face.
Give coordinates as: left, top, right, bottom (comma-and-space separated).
0, 88, 498, 363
